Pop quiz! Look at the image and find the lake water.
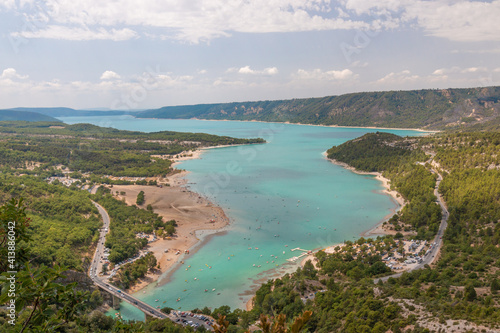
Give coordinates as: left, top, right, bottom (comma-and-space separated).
59, 116, 426, 320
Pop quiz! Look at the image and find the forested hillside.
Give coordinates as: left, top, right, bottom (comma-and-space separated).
0, 121, 266, 332
138, 86, 500, 130
316, 131, 500, 331
327, 132, 441, 239
0, 107, 135, 117
1, 120, 499, 332
0, 121, 264, 178
0, 109, 61, 122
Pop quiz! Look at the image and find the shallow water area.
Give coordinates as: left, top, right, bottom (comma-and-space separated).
60, 116, 426, 320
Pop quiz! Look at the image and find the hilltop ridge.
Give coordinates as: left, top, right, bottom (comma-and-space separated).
137, 86, 500, 130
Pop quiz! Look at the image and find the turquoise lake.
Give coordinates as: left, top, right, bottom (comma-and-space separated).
59, 116, 426, 320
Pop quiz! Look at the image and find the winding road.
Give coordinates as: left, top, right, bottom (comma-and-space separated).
89, 201, 168, 319
374, 168, 449, 283
89, 201, 213, 329
86, 165, 450, 320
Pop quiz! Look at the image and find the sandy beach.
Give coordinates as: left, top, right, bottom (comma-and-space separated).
108, 170, 229, 293
152, 148, 206, 168
107, 146, 406, 296
166, 144, 250, 168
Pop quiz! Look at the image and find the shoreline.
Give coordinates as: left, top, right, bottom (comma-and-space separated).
170, 143, 258, 168
134, 116, 438, 133
291, 154, 408, 266
190, 118, 437, 133
323, 153, 406, 208
105, 142, 261, 295
106, 142, 409, 304
106, 169, 230, 294
326, 155, 406, 238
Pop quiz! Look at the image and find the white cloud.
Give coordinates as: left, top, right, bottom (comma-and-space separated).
264, 67, 279, 75
406, 1, 500, 42
351, 61, 368, 68
4, 0, 368, 43
3, 0, 499, 44
1, 68, 28, 80
213, 79, 245, 87
100, 71, 121, 80
238, 66, 254, 75
0, 0, 18, 10
432, 66, 488, 76
341, 0, 500, 42
236, 66, 279, 75
296, 68, 355, 80
11, 25, 138, 41
376, 70, 419, 84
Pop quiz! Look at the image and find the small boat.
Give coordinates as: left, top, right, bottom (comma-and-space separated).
155, 299, 159, 302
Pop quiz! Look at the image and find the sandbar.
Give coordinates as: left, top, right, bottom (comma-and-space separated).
107, 170, 229, 293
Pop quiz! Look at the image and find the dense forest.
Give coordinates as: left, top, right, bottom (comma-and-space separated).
0, 121, 267, 332
327, 132, 442, 239
0, 174, 101, 271
0, 121, 264, 178
1, 120, 499, 332
138, 86, 500, 131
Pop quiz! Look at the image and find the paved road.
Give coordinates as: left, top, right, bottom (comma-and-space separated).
89, 201, 213, 330
375, 169, 449, 283
89, 201, 109, 280
89, 201, 167, 319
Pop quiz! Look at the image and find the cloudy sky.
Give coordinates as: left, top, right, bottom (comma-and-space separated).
0, 0, 499, 110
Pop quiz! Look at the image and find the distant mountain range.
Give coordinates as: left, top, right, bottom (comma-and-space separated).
2, 107, 138, 118
137, 86, 500, 130
2, 86, 500, 130
0, 109, 62, 122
